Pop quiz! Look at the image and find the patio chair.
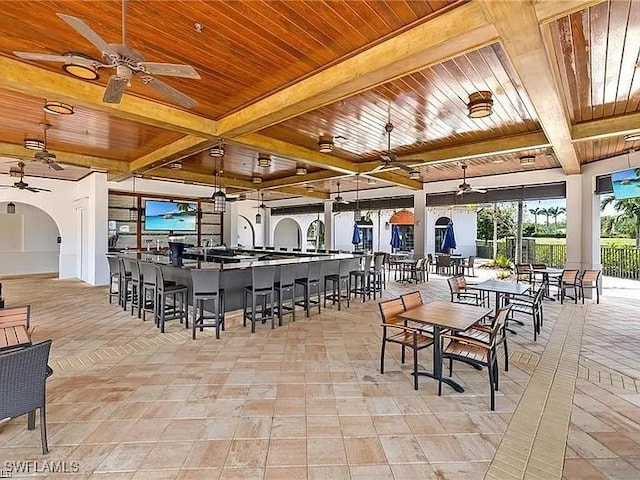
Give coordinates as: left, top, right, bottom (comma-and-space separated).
0, 305, 34, 336
579, 270, 602, 304
447, 276, 484, 306
440, 306, 510, 410
559, 269, 580, 304
531, 263, 547, 286
378, 298, 433, 390
464, 255, 476, 277
0, 340, 53, 454
436, 254, 451, 275
515, 263, 532, 283
508, 280, 546, 341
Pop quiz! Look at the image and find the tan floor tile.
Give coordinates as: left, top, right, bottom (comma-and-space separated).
139, 441, 193, 470
182, 440, 231, 469
219, 467, 264, 480
176, 469, 221, 480
588, 458, 640, 479
431, 461, 490, 480
403, 414, 446, 435
266, 438, 307, 467
234, 417, 273, 439
132, 470, 179, 480
307, 465, 350, 480
160, 419, 206, 441
199, 418, 239, 440
271, 417, 307, 438
307, 437, 347, 465
95, 443, 156, 472
339, 416, 377, 437
372, 415, 413, 436
379, 435, 428, 463
306, 416, 341, 438
64, 443, 117, 474
349, 464, 393, 479
344, 437, 387, 465
567, 431, 618, 459
563, 459, 607, 479
264, 466, 307, 480
225, 439, 269, 468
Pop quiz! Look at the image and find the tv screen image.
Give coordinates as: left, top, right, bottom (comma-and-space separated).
611, 168, 640, 200
144, 200, 197, 231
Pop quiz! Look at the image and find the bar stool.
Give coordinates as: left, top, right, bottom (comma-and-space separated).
321, 260, 340, 309
274, 264, 297, 325
295, 261, 322, 317
324, 259, 351, 310
118, 257, 132, 310
106, 256, 120, 304
349, 255, 372, 302
191, 269, 225, 339
123, 258, 142, 318
139, 261, 158, 322
243, 265, 276, 332
368, 254, 385, 300
155, 265, 188, 333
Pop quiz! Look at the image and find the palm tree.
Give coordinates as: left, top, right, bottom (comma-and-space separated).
601, 197, 640, 248
529, 207, 542, 232
540, 208, 551, 228
547, 206, 566, 228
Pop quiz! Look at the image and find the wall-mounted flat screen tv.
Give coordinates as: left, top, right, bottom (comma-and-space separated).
611, 168, 640, 200
144, 200, 197, 231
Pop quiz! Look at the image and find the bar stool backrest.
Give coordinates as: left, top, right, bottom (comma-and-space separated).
124, 259, 141, 283
252, 266, 276, 291
307, 261, 322, 282
139, 261, 157, 286
337, 259, 352, 278
373, 254, 384, 272
155, 265, 169, 290
321, 260, 340, 277
467, 255, 475, 267
191, 269, 220, 295
119, 257, 130, 275
362, 255, 373, 272
279, 264, 297, 287
107, 256, 120, 276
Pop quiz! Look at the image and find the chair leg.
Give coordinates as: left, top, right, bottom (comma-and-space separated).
488, 358, 496, 411
251, 292, 256, 333
28, 410, 35, 430
413, 346, 419, 390
40, 406, 49, 455
503, 339, 509, 372
380, 337, 386, 374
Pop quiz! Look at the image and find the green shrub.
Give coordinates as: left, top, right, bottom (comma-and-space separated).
495, 255, 511, 269
496, 269, 511, 280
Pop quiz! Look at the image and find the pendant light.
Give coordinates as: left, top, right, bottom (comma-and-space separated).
212, 152, 226, 213
255, 191, 264, 224
129, 175, 138, 220
354, 174, 361, 222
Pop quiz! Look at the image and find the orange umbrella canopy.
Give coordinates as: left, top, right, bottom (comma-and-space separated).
388, 209, 414, 225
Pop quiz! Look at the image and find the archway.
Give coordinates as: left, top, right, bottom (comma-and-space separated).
0, 201, 61, 275
274, 218, 302, 249
435, 216, 451, 253
307, 219, 325, 250
237, 215, 255, 248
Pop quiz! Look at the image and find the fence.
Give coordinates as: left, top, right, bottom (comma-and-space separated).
476, 239, 640, 280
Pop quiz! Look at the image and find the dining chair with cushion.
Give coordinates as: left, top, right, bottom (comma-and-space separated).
0, 340, 53, 454
559, 269, 580, 304
378, 298, 433, 390
440, 306, 510, 410
579, 270, 602, 304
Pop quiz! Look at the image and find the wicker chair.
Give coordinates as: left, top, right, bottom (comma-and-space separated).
0, 340, 53, 454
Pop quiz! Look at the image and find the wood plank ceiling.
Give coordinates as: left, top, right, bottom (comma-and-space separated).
0, 0, 636, 201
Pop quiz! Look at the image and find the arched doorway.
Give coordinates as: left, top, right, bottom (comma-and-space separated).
306, 219, 325, 250
435, 216, 451, 254
237, 215, 255, 248
274, 218, 302, 249
0, 201, 61, 275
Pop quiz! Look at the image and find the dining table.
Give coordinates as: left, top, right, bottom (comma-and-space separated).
531, 267, 563, 300
399, 300, 492, 392
394, 258, 418, 283
0, 324, 31, 352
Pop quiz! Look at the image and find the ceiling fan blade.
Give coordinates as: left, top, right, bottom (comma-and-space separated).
56, 13, 115, 54
48, 161, 65, 171
142, 76, 197, 108
456, 190, 465, 196
25, 187, 41, 193
470, 188, 487, 194
393, 162, 417, 172
13, 51, 95, 66
102, 75, 129, 104
141, 62, 201, 79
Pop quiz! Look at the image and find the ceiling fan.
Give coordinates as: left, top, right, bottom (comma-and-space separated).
456, 164, 487, 196
0, 162, 52, 193
32, 121, 65, 171
333, 181, 349, 205
14, 0, 200, 108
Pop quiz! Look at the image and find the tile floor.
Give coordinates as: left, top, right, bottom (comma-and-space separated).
0, 270, 638, 479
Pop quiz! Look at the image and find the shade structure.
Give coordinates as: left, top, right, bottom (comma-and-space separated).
390, 224, 401, 250
441, 221, 457, 253
352, 224, 361, 245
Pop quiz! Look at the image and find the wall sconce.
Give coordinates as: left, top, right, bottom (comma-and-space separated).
6, 202, 16, 214
255, 212, 262, 224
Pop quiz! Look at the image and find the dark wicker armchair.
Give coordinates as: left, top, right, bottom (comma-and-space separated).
0, 340, 53, 454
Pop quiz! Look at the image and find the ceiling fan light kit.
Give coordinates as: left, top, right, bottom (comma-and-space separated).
60, 51, 101, 80
318, 135, 334, 153
257, 153, 271, 168
23, 138, 45, 151
467, 91, 493, 118
519, 155, 536, 166
0, 162, 52, 193
296, 166, 307, 175
43, 100, 74, 115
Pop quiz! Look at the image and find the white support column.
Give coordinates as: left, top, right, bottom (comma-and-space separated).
222, 202, 238, 247
324, 201, 333, 251
581, 174, 601, 272
413, 190, 427, 258
565, 175, 583, 270
264, 209, 272, 247
77, 172, 109, 286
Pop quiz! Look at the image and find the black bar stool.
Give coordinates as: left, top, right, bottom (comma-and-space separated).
155, 265, 188, 333
139, 261, 159, 322
295, 261, 322, 317
368, 254, 385, 300
243, 266, 276, 333
118, 257, 132, 310
123, 258, 142, 318
322, 260, 342, 309
106, 256, 120, 304
191, 269, 225, 339
349, 255, 372, 302
274, 264, 297, 325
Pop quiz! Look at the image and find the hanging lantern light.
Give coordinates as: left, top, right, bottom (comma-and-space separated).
255, 212, 262, 224
6, 202, 16, 214
129, 176, 139, 220
353, 174, 361, 221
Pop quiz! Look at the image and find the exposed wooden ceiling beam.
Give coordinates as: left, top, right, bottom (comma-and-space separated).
259, 170, 346, 189
0, 142, 127, 173
231, 134, 358, 174
0, 56, 218, 138
129, 135, 213, 173
216, 2, 499, 138
148, 168, 254, 190
272, 186, 330, 200
367, 171, 422, 190
572, 112, 640, 142
479, 0, 581, 175
535, 0, 607, 24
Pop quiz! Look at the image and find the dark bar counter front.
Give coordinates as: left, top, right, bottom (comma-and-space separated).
115, 248, 358, 313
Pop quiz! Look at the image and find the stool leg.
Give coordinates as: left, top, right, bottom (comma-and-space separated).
251, 292, 256, 333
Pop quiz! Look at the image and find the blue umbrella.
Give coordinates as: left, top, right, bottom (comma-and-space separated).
390, 224, 401, 250
441, 221, 457, 253
352, 223, 361, 245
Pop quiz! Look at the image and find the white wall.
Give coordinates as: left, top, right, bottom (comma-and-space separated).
425, 207, 477, 257
236, 200, 264, 247
273, 217, 301, 248
237, 215, 255, 248
0, 202, 60, 275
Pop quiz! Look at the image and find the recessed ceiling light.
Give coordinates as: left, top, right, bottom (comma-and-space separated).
296, 166, 307, 175
492, 159, 505, 164
467, 91, 493, 118
252, 176, 262, 184
519, 155, 536, 166
23, 138, 45, 151
318, 135, 334, 153
168, 161, 183, 170
257, 153, 271, 168
624, 132, 640, 142
409, 170, 421, 180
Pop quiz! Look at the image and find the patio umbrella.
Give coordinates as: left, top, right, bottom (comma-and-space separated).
441, 221, 457, 253
352, 223, 361, 245
390, 224, 401, 250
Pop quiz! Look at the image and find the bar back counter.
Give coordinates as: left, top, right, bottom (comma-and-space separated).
113, 248, 358, 313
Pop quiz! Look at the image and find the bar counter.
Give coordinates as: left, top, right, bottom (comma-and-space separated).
114, 250, 357, 313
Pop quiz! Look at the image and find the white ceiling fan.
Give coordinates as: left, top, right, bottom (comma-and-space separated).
456, 164, 487, 196
333, 181, 349, 205
14, 0, 200, 108
0, 162, 52, 193
32, 121, 65, 171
